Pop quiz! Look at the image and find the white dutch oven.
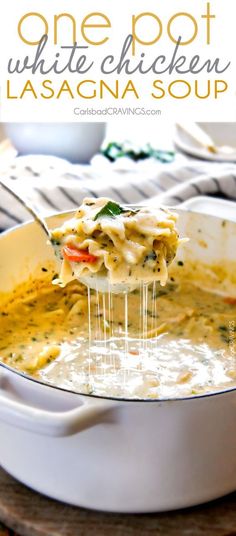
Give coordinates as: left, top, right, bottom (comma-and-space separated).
0, 201, 236, 513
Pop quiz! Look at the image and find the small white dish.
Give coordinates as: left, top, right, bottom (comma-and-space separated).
174, 123, 236, 162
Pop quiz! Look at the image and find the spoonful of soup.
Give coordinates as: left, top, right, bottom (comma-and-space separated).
0, 181, 184, 294
51, 197, 184, 294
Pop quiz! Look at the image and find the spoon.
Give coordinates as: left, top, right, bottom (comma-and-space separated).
0, 180, 145, 294
0, 178, 52, 242
79, 273, 138, 294
0, 184, 176, 294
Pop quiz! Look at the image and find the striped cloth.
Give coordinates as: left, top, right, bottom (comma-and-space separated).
0, 152, 236, 229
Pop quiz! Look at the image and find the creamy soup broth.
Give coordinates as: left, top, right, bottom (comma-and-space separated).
0, 271, 236, 399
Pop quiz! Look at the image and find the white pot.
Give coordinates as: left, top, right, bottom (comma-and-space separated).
0, 206, 236, 512
4, 123, 106, 163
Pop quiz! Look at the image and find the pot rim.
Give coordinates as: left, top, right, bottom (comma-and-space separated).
1, 361, 236, 404
1, 208, 236, 405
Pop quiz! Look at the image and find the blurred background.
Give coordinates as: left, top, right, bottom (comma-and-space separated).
0, 121, 235, 163
1, 121, 236, 231
0, 121, 176, 163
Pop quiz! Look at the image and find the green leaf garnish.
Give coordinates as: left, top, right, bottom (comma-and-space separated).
94, 201, 126, 220
101, 141, 175, 163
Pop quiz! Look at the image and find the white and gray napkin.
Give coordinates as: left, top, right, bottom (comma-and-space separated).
0, 152, 236, 230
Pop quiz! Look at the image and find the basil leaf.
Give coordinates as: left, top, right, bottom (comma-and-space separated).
94, 201, 126, 220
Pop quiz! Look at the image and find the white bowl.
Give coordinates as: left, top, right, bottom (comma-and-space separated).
4, 123, 106, 163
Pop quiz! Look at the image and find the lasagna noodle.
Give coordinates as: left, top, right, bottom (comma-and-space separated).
51, 198, 182, 288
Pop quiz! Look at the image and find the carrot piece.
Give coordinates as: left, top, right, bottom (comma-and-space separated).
63, 245, 98, 263
223, 297, 236, 305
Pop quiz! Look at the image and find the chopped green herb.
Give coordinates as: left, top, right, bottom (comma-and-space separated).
220, 334, 230, 344
51, 238, 60, 246
146, 251, 157, 261
155, 289, 168, 298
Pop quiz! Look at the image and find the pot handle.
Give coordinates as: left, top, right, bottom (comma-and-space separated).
0, 374, 113, 437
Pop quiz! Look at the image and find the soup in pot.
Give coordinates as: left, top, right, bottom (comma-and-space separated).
0, 265, 235, 400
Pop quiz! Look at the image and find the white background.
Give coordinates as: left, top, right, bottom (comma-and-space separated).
0, 0, 235, 122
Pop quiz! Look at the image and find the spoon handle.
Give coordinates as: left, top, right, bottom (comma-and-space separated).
176, 122, 217, 154
0, 178, 50, 238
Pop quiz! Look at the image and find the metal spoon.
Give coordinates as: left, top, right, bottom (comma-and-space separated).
0, 183, 172, 294
79, 273, 138, 294
0, 178, 52, 241
0, 180, 138, 292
